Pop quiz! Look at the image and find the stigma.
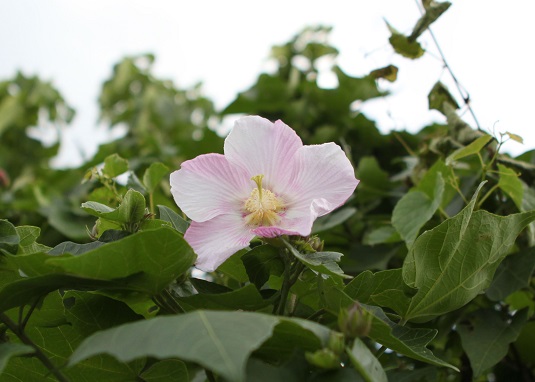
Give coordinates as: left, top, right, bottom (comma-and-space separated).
244, 174, 285, 227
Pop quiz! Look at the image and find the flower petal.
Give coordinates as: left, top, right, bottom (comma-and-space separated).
280, 142, 359, 229
252, 226, 301, 238
224, 116, 302, 191
170, 153, 250, 222
185, 213, 255, 272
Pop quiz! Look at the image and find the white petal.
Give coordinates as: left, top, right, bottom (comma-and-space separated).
170, 153, 250, 222
184, 213, 255, 272
224, 116, 302, 192
282, 142, 359, 219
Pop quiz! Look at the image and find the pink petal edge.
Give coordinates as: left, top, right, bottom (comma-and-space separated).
170, 153, 251, 223
224, 116, 303, 192
184, 213, 255, 272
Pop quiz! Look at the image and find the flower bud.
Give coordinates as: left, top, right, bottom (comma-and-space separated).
308, 236, 324, 252
305, 348, 341, 369
327, 331, 345, 355
338, 303, 372, 339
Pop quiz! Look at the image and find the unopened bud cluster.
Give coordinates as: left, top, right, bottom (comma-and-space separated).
338, 302, 372, 339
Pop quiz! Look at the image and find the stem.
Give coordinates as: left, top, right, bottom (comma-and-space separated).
476, 183, 499, 209
149, 192, 155, 218
0, 313, 71, 382
414, 0, 482, 131
277, 256, 293, 316
376, 345, 387, 359
21, 298, 40, 331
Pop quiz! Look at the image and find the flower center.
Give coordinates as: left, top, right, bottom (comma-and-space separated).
244, 174, 285, 227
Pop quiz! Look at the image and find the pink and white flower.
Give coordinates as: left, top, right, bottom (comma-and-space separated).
170, 116, 359, 272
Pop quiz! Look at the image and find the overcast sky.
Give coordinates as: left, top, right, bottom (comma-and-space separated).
1, 0, 533, 166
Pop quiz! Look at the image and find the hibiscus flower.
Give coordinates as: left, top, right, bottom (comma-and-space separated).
170, 116, 359, 271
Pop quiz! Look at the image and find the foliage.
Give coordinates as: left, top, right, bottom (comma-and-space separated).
1, 3, 535, 381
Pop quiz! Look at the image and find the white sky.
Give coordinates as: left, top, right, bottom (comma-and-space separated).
1, 0, 533, 167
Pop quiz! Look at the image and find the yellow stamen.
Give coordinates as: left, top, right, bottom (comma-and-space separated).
244, 174, 284, 227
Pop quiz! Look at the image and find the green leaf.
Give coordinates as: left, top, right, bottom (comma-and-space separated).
0, 273, 129, 312
69, 310, 281, 382
176, 284, 270, 311
246, 358, 305, 382
242, 245, 284, 289
521, 182, 535, 246
324, 287, 457, 370
48, 241, 106, 255
143, 162, 169, 193
457, 309, 529, 378
355, 157, 392, 203
346, 338, 387, 382
363, 226, 401, 246
445, 134, 493, 165
312, 207, 356, 234
428, 81, 459, 114
497, 163, 523, 208
486, 247, 535, 301
505, 131, 524, 144
284, 239, 350, 279
15, 226, 50, 254
139, 359, 189, 382
369, 65, 399, 82
157, 205, 189, 233
255, 319, 330, 363
392, 172, 444, 247
0, 220, 19, 255
386, 21, 425, 59
345, 269, 413, 317
102, 153, 128, 178
217, 248, 250, 283
82, 189, 147, 225
46, 227, 195, 294
409, 1, 451, 41
402, 182, 535, 322
3, 291, 144, 381
0, 343, 33, 374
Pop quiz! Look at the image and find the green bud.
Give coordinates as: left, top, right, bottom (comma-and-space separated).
338, 303, 372, 339
305, 348, 341, 369
327, 331, 345, 355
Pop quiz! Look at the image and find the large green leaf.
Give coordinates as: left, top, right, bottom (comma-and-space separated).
0, 273, 130, 312
402, 182, 535, 322
486, 247, 535, 301
0, 343, 33, 375
346, 338, 387, 382
157, 205, 189, 233
3, 291, 144, 381
242, 244, 284, 289
344, 269, 413, 317
176, 284, 270, 311
139, 359, 188, 382
457, 309, 528, 378
324, 287, 456, 370
69, 311, 281, 382
392, 172, 444, 247
46, 227, 195, 294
